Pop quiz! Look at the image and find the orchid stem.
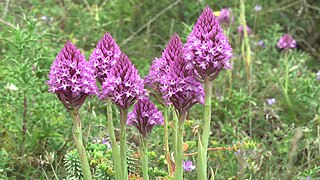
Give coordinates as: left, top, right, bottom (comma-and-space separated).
120, 108, 128, 180
197, 78, 213, 180
174, 112, 187, 180
140, 135, 149, 180
70, 109, 92, 180
106, 98, 122, 180
163, 107, 173, 176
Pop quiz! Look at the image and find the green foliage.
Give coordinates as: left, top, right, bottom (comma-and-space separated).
0, 0, 319, 179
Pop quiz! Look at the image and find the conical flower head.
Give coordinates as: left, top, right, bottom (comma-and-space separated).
127, 97, 164, 137
144, 33, 183, 98
47, 41, 98, 110
277, 34, 296, 50
100, 53, 146, 109
89, 32, 121, 84
184, 6, 233, 82
159, 34, 204, 114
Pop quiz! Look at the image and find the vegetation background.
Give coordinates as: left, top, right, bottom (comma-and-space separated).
0, 0, 319, 179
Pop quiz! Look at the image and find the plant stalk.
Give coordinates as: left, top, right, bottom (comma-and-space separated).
174, 112, 187, 180
140, 135, 149, 180
120, 108, 128, 180
70, 108, 92, 180
163, 107, 173, 176
197, 78, 213, 180
106, 98, 122, 180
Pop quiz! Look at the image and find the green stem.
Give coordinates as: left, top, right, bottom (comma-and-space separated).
70, 109, 92, 180
284, 51, 289, 93
197, 78, 213, 180
172, 107, 178, 158
163, 107, 173, 176
106, 98, 122, 180
120, 108, 128, 180
140, 135, 149, 180
174, 112, 187, 180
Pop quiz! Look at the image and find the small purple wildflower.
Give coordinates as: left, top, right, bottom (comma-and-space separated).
257, 40, 265, 47
183, 160, 196, 172
217, 8, 234, 25
158, 34, 204, 114
127, 97, 164, 137
237, 25, 252, 35
184, 6, 233, 82
254, 5, 262, 11
89, 32, 121, 84
316, 71, 320, 81
277, 34, 297, 50
266, 98, 276, 105
47, 41, 98, 110
100, 53, 146, 109
306, 176, 311, 180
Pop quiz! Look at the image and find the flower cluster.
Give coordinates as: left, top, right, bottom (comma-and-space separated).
100, 53, 146, 109
127, 98, 164, 137
47, 41, 97, 109
184, 6, 233, 82
277, 34, 297, 50
147, 34, 204, 113
217, 8, 233, 25
89, 32, 122, 84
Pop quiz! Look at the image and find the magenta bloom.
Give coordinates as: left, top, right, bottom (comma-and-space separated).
47, 41, 98, 110
89, 32, 121, 84
145, 34, 181, 102
100, 53, 146, 109
237, 25, 252, 35
184, 6, 233, 82
127, 98, 164, 137
183, 160, 196, 172
277, 34, 297, 50
217, 8, 234, 25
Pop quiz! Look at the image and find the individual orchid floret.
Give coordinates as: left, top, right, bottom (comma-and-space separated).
89, 32, 122, 84
237, 25, 252, 35
47, 41, 98, 110
100, 53, 146, 109
127, 97, 164, 137
183, 160, 196, 172
277, 34, 297, 50
184, 6, 233, 82
217, 8, 234, 25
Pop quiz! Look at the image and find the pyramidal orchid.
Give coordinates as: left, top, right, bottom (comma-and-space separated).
158, 33, 204, 180
184, 6, 232, 82
277, 34, 296, 50
127, 97, 164, 179
160, 34, 204, 114
47, 41, 95, 180
278, 34, 297, 119
100, 53, 146, 180
89, 32, 124, 179
184, 6, 233, 179
217, 8, 234, 26
48, 41, 98, 110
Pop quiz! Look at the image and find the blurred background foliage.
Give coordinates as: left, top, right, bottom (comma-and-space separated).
0, 0, 319, 179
